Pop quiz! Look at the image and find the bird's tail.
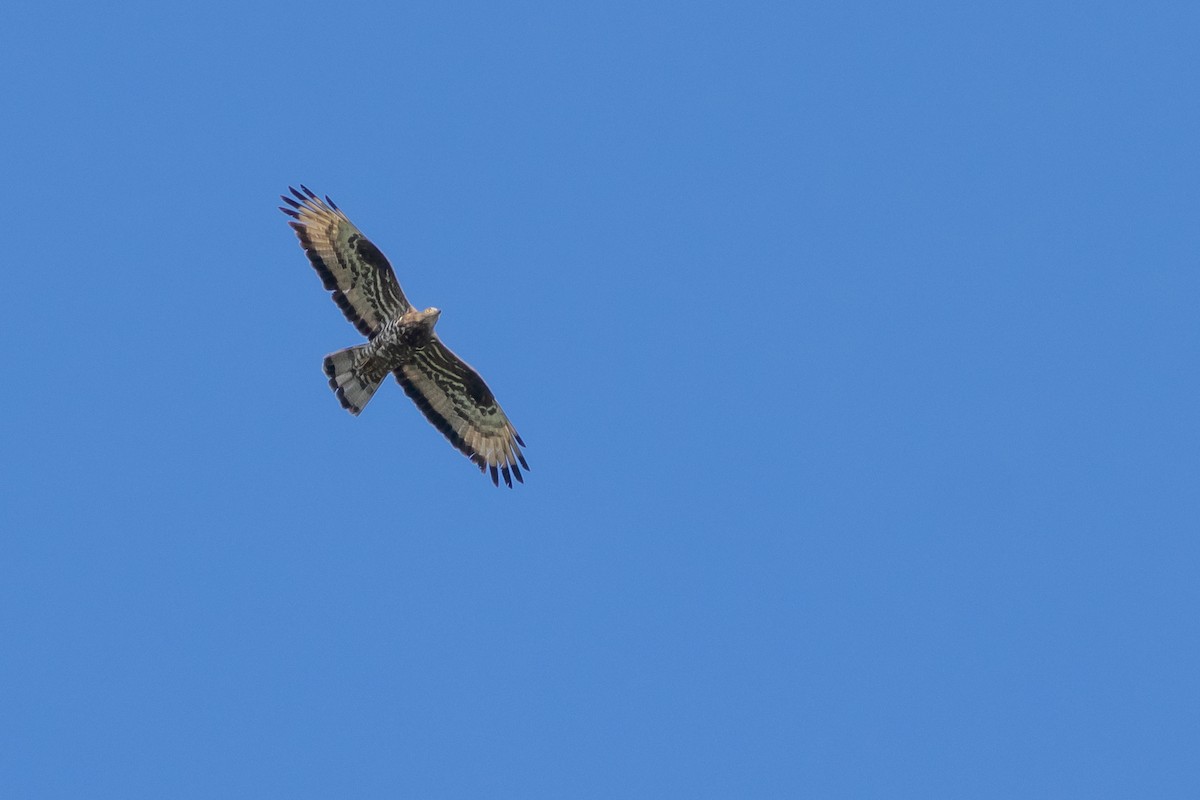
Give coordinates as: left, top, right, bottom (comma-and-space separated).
323, 344, 389, 415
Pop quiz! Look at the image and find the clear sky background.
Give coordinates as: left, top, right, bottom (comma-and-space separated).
2, 1, 1198, 797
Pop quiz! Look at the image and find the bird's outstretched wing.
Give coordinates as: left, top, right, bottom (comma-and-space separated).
394, 338, 529, 487
280, 185, 409, 338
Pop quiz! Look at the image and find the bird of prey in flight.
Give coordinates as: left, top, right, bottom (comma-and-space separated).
280, 186, 528, 487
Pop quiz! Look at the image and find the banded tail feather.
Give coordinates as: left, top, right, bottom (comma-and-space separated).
323, 345, 389, 415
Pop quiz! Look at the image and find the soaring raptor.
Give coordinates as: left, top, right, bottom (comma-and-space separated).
280, 186, 528, 487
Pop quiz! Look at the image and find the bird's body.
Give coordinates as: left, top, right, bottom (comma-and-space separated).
319, 306, 441, 415
280, 186, 528, 487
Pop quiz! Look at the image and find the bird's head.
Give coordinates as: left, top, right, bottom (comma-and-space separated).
397, 307, 442, 348
402, 306, 441, 330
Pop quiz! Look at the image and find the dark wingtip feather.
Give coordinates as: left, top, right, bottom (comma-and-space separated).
279, 206, 300, 218
501, 466, 513, 488
325, 195, 339, 210
511, 462, 523, 483
516, 451, 529, 471
514, 432, 526, 447
489, 465, 499, 486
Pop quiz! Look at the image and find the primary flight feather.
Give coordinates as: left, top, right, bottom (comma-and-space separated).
280, 186, 528, 487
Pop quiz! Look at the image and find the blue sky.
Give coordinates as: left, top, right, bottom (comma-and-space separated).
2, 1, 1198, 797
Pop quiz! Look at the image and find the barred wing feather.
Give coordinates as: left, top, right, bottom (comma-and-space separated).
280, 185, 409, 337
394, 338, 529, 487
